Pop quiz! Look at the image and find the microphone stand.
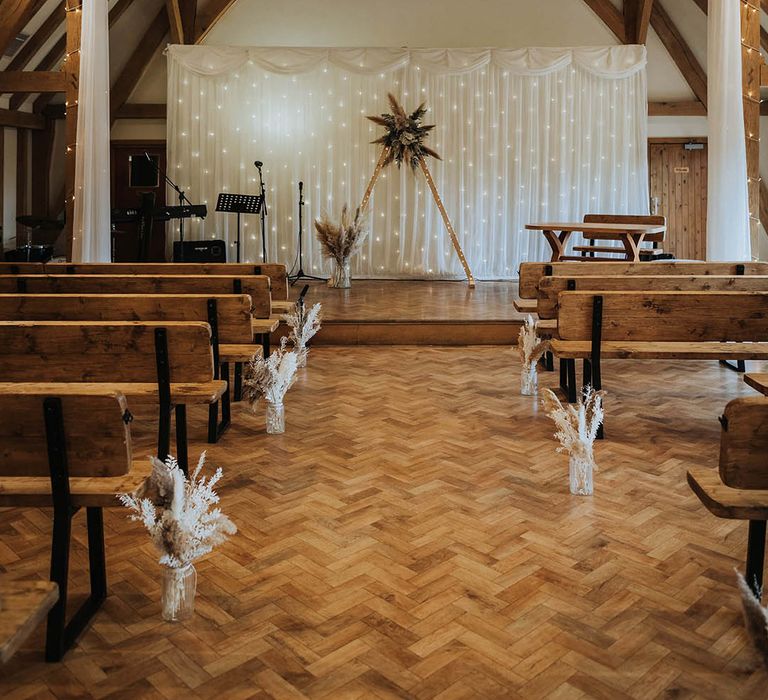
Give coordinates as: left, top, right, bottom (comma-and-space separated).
289, 181, 324, 285
256, 162, 268, 262
145, 152, 194, 262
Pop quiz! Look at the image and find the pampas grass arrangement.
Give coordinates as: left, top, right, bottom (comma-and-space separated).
736, 570, 768, 666
284, 301, 322, 368
314, 205, 369, 288
243, 346, 299, 433
119, 452, 236, 620
541, 386, 605, 495
517, 315, 549, 395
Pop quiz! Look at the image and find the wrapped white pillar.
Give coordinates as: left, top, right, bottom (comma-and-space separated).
72, 0, 111, 262
707, 0, 751, 261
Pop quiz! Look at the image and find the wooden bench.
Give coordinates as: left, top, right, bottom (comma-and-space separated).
537, 275, 768, 320
518, 261, 768, 301
687, 396, 768, 597
0, 580, 58, 664
0, 321, 226, 472
0, 390, 151, 661
573, 214, 666, 259
0, 293, 260, 442
549, 291, 768, 408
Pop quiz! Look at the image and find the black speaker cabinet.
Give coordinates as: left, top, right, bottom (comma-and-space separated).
172, 240, 227, 263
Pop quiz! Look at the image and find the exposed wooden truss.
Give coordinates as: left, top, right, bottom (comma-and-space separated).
0, 0, 46, 56
624, 0, 654, 44
0, 106, 44, 129
583, 0, 626, 42
194, 0, 236, 43
0, 71, 67, 92
4, 2, 65, 74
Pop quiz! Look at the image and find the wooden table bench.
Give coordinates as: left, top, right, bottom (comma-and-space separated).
687, 396, 768, 597
0, 390, 151, 661
0, 321, 226, 471
0, 293, 261, 442
0, 580, 58, 664
549, 291, 768, 411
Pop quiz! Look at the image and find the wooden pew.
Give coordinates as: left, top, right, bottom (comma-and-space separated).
0, 580, 58, 664
518, 261, 768, 301
537, 275, 768, 320
687, 396, 768, 597
0, 294, 260, 442
550, 291, 768, 405
0, 261, 293, 310
0, 321, 226, 471
0, 390, 151, 661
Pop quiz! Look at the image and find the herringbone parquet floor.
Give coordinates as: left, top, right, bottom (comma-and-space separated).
2, 348, 767, 698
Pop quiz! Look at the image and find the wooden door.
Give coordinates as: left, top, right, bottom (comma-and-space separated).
110, 141, 167, 261
648, 139, 707, 260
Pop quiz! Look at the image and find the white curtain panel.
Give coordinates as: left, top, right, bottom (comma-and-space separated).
72, 0, 111, 262
707, 0, 751, 261
167, 46, 648, 279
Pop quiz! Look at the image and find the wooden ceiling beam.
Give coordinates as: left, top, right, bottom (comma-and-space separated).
648, 100, 707, 116
0, 0, 46, 57
166, 0, 185, 44
115, 102, 166, 119
0, 71, 67, 92
624, 0, 654, 43
0, 106, 45, 129
5, 2, 65, 72
636, 0, 654, 43
650, 1, 707, 106
194, 0, 236, 43
109, 8, 169, 125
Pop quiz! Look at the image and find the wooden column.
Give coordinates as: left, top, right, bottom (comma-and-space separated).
741, 0, 761, 252
63, 0, 81, 260
16, 129, 29, 242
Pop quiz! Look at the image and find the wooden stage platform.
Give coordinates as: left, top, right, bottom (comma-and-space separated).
285, 280, 525, 345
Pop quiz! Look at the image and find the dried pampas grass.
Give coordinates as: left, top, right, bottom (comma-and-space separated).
736, 570, 768, 666
367, 93, 441, 172
243, 346, 299, 408
284, 301, 322, 367
541, 386, 605, 462
314, 204, 369, 265
119, 452, 236, 569
518, 315, 549, 367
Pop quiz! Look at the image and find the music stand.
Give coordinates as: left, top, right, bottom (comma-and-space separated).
215, 193, 262, 263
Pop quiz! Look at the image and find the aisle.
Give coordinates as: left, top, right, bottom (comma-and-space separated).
1, 348, 766, 698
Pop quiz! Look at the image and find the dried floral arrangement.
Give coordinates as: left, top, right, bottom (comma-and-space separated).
314, 204, 370, 266
518, 315, 549, 367
541, 386, 605, 495
284, 301, 322, 367
367, 93, 441, 172
542, 386, 605, 460
243, 345, 299, 409
736, 570, 768, 666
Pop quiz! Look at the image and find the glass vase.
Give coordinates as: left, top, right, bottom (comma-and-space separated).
296, 346, 308, 369
161, 563, 196, 622
569, 454, 594, 496
328, 259, 351, 288
520, 364, 538, 396
266, 401, 285, 434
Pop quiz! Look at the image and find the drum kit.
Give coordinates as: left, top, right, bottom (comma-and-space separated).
4, 215, 63, 262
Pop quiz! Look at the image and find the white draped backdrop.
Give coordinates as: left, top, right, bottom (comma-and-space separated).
167, 46, 649, 279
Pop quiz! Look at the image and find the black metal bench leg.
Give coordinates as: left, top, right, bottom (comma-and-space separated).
559, 359, 567, 392
86, 508, 107, 603
234, 362, 243, 402
157, 405, 171, 462
207, 401, 218, 444
45, 497, 72, 662
566, 359, 577, 403
208, 363, 232, 444
175, 405, 188, 476
719, 359, 746, 373
544, 351, 554, 372
746, 520, 766, 599
261, 333, 271, 358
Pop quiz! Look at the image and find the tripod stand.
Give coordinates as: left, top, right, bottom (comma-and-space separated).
289, 181, 324, 285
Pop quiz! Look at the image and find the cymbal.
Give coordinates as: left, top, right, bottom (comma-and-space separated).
15, 215, 65, 231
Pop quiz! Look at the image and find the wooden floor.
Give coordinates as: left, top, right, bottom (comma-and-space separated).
2, 349, 768, 698
288, 281, 524, 345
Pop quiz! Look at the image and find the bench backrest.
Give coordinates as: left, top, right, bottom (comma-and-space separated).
583, 214, 666, 244
0, 263, 289, 301
537, 275, 768, 319
0, 321, 215, 382
719, 397, 768, 489
557, 291, 768, 342
0, 275, 272, 318
0, 294, 254, 344
518, 261, 768, 298
0, 392, 132, 477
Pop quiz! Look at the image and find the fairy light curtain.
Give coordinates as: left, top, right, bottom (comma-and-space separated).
72, 0, 111, 262
167, 46, 648, 279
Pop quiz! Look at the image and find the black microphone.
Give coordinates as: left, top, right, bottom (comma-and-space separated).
299, 181, 303, 192
254, 160, 263, 168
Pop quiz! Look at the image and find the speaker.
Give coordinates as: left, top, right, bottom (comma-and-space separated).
5, 245, 54, 262
173, 240, 227, 263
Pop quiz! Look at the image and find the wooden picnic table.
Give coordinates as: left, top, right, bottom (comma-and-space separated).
744, 373, 768, 396
525, 222, 667, 262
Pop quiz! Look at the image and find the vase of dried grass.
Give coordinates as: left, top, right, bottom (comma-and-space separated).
265, 401, 285, 434
328, 259, 351, 288
161, 563, 196, 622
569, 454, 594, 496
